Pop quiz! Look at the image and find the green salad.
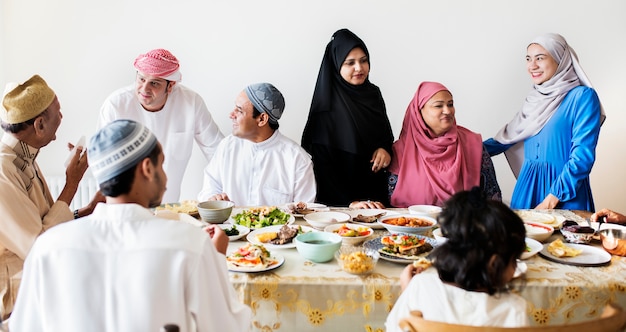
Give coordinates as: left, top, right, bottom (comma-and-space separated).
233, 206, 292, 229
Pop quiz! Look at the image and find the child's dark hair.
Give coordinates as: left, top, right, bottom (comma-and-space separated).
431, 187, 525, 295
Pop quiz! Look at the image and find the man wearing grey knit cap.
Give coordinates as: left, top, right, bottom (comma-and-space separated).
10, 119, 252, 331
198, 83, 316, 206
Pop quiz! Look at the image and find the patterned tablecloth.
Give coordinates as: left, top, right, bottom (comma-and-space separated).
226, 208, 626, 331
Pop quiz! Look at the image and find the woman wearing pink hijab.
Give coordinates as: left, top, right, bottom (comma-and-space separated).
387, 82, 501, 207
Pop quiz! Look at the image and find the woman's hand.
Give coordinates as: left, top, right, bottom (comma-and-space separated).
535, 194, 559, 210
349, 200, 385, 209
370, 148, 391, 173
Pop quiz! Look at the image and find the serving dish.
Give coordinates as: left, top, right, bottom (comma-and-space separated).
363, 234, 437, 264
324, 223, 374, 245
407, 205, 442, 219
515, 210, 565, 229
335, 246, 379, 275
521, 237, 542, 259
282, 202, 329, 217
524, 221, 554, 242
303, 211, 350, 230
218, 223, 251, 242
377, 214, 436, 235
246, 225, 316, 249
538, 242, 611, 267
227, 254, 285, 273
345, 209, 400, 229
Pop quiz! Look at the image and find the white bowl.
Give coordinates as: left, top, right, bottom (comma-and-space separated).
324, 223, 374, 245
377, 214, 437, 235
304, 211, 350, 230
432, 228, 447, 245
524, 221, 554, 242
197, 201, 234, 223
408, 205, 442, 219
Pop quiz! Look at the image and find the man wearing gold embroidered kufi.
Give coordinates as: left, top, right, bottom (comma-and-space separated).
0, 75, 101, 320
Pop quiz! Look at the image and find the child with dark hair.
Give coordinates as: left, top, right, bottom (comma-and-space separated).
385, 187, 529, 331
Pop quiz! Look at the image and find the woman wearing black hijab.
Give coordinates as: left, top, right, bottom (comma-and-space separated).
302, 28, 394, 207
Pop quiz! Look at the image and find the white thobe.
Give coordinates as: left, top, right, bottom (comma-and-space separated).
385, 269, 529, 331
9, 203, 252, 332
99, 84, 224, 203
198, 131, 316, 206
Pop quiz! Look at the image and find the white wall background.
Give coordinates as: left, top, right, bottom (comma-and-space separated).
1, 0, 625, 212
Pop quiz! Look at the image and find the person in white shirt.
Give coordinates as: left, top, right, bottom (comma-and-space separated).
385, 187, 529, 331
198, 83, 316, 206
10, 119, 251, 331
99, 48, 224, 203
0, 75, 102, 320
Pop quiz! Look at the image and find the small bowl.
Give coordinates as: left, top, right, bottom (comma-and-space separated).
335, 246, 379, 275
524, 221, 554, 242
377, 214, 436, 235
408, 205, 442, 219
432, 228, 447, 245
561, 224, 595, 244
324, 223, 374, 245
197, 201, 234, 224
599, 229, 626, 256
304, 211, 350, 230
294, 232, 342, 263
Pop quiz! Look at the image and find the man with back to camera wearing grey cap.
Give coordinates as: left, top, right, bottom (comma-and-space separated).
0, 74, 103, 320
198, 83, 316, 206
10, 119, 252, 331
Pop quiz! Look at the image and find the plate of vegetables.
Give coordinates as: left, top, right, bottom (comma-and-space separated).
324, 223, 374, 245
219, 223, 250, 242
232, 206, 294, 229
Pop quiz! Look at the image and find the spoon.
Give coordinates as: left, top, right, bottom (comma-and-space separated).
595, 215, 606, 235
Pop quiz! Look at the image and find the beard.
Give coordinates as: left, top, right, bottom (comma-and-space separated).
148, 171, 166, 208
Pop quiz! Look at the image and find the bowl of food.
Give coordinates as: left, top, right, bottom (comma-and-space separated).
294, 231, 342, 263
408, 205, 442, 219
304, 211, 350, 230
524, 221, 554, 242
560, 221, 595, 244
197, 200, 235, 223
324, 223, 374, 245
377, 214, 436, 235
432, 227, 447, 245
335, 246, 379, 275
599, 229, 626, 256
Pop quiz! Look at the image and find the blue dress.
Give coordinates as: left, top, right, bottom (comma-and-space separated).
484, 86, 601, 211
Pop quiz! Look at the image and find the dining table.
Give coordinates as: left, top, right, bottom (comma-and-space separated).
224, 207, 626, 332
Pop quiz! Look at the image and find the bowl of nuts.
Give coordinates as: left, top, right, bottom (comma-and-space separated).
334, 246, 379, 275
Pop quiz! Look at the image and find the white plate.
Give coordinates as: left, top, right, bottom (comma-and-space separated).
345, 209, 400, 229
514, 260, 527, 278
538, 242, 612, 267
282, 202, 330, 217
363, 234, 437, 264
218, 224, 250, 242
246, 225, 316, 249
515, 210, 566, 229
227, 254, 285, 273
521, 237, 542, 260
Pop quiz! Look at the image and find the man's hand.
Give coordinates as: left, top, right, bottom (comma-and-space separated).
204, 224, 228, 255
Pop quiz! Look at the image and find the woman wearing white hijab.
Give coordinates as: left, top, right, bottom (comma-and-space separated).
484, 33, 604, 211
